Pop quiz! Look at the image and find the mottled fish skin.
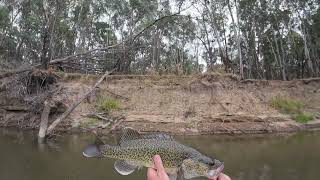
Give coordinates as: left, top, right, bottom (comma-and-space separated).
83, 129, 223, 178
100, 138, 213, 171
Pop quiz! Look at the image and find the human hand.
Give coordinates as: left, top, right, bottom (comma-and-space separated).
147, 155, 231, 180
147, 155, 169, 180
214, 173, 231, 180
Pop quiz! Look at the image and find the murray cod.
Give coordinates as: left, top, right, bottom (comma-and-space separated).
83, 128, 224, 180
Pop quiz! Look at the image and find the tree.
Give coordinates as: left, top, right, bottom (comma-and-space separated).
0, 0, 319, 79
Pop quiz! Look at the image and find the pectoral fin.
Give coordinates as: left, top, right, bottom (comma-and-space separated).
114, 160, 137, 175
176, 167, 184, 180
168, 174, 177, 180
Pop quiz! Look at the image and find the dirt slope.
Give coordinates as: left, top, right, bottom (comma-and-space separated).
58, 73, 320, 135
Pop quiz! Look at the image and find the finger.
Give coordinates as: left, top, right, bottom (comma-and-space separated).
147, 168, 158, 180
218, 173, 231, 180
154, 155, 166, 175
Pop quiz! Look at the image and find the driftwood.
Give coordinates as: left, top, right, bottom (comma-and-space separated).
1, 106, 30, 111
46, 69, 115, 135
0, 68, 34, 79
82, 112, 112, 122
82, 113, 125, 130
38, 101, 51, 142
109, 115, 125, 131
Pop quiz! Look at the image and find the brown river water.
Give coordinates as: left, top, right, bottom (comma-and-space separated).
0, 129, 319, 180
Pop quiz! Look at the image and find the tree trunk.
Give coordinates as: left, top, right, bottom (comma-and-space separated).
235, 0, 243, 79
301, 23, 314, 77
273, 30, 286, 80
40, 28, 50, 69
203, 0, 225, 66
38, 101, 51, 143
267, 36, 281, 79
228, 0, 243, 78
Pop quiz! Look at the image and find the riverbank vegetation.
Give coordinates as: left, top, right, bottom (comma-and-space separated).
0, 0, 320, 138
97, 97, 121, 112
0, 0, 320, 79
271, 98, 314, 123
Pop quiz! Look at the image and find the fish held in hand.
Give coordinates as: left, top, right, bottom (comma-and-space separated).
83, 128, 224, 179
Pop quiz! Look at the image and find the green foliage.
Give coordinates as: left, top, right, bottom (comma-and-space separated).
271, 98, 304, 113
294, 113, 314, 123
97, 98, 120, 112
0, 0, 320, 77
271, 97, 314, 123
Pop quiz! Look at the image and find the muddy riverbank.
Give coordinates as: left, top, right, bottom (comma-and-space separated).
1, 72, 320, 135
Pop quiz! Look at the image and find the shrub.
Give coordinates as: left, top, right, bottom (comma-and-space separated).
98, 98, 120, 112
271, 97, 314, 123
294, 113, 314, 123
271, 98, 304, 113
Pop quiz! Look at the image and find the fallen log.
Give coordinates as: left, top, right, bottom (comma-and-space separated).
1, 106, 30, 112
38, 101, 51, 142
0, 68, 34, 79
46, 69, 115, 135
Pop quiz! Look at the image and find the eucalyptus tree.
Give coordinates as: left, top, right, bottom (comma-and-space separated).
0, 0, 319, 78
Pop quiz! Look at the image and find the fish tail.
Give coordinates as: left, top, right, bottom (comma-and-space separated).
83, 137, 110, 158
82, 144, 103, 158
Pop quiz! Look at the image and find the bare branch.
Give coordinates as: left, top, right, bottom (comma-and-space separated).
46, 69, 115, 135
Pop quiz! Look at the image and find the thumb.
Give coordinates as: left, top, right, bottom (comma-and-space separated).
147, 168, 158, 180
153, 155, 166, 176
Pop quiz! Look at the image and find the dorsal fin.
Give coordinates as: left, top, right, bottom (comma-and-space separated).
142, 133, 174, 141
119, 128, 174, 145
120, 128, 141, 144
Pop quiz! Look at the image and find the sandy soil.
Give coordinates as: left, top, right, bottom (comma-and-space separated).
56, 73, 320, 135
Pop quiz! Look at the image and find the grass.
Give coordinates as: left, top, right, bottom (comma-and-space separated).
97, 97, 120, 112
294, 113, 314, 123
271, 98, 304, 113
271, 97, 313, 123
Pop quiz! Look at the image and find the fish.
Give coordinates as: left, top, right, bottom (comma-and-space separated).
82, 128, 224, 180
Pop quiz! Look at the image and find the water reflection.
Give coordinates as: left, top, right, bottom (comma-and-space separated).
0, 129, 319, 180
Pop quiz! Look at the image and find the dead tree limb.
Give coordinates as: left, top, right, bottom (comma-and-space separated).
110, 115, 126, 131
38, 101, 51, 142
46, 69, 115, 135
0, 68, 35, 79
49, 44, 122, 65
0, 5, 193, 79
81, 113, 112, 122
0, 4, 194, 80
0, 44, 120, 79
131, 2, 193, 43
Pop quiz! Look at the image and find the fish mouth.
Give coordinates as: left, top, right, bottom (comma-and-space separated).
207, 161, 224, 179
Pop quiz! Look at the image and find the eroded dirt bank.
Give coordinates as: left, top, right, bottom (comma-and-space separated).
1, 72, 320, 135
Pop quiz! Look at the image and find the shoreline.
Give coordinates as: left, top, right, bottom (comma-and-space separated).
1, 73, 320, 136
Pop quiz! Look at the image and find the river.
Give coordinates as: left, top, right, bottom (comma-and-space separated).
0, 129, 319, 180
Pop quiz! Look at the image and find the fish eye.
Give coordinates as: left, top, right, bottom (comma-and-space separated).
199, 159, 214, 166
